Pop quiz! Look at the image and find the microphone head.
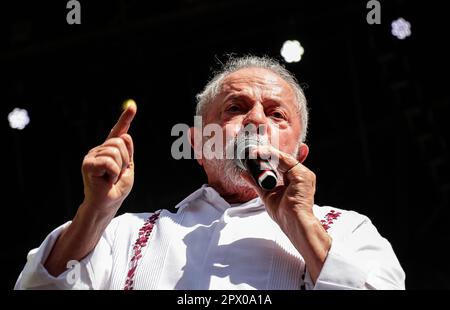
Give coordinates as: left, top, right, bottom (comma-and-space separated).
234, 134, 278, 191
234, 135, 259, 170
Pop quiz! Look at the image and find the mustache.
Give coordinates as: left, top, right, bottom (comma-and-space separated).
226, 132, 270, 159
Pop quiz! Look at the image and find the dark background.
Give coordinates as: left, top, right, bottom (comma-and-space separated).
2, 0, 449, 290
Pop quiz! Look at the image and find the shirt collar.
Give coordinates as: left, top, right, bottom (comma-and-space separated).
175, 184, 264, 212
174, 184, 210, 209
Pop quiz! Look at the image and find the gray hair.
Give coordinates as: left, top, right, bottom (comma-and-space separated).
195, 55, 309, 142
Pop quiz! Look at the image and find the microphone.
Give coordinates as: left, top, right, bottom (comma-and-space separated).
235, 137, 278, 191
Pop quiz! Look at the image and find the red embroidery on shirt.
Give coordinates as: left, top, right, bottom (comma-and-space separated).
320, 209, 342, 232
124, 211, 161, 290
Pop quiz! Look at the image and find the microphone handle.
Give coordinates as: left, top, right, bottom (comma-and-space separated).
244, 158, 278, 191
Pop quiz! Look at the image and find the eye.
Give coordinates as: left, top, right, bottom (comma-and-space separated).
226, 105, 241, 113
271, 111, 286, 119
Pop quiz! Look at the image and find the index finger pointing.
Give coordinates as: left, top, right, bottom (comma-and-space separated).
107, 101, 137, 139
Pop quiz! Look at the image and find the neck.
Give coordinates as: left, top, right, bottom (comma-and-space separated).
208, 180, 258, 204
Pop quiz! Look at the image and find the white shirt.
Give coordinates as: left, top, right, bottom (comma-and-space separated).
14, 185, 405, 290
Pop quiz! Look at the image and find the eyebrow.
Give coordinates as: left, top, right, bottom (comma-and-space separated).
224, 92, 288, 109
223, 93, 247, 102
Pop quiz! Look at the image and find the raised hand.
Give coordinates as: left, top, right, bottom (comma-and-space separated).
44, 103, 138, 276
81, 103, 136, 211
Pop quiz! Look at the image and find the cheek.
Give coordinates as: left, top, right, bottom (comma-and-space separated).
222, 121, 243, 140
281, 137, 297, 153
270, 127, 298, 154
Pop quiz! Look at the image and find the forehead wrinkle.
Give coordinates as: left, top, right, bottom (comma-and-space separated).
221, 76, 288, 103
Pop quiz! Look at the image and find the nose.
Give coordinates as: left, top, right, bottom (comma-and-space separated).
242, 104, 268, 135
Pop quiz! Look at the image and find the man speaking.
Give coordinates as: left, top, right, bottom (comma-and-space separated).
15, 56, 405, 290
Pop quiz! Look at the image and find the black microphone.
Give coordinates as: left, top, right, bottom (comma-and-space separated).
235, 137, 278, 191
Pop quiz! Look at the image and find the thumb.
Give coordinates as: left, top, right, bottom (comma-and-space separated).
120, 133, 134, 164
118, 134, 135, 181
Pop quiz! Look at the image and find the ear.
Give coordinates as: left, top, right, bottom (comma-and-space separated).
296, 143, 309, 163
188, 127, 203, 166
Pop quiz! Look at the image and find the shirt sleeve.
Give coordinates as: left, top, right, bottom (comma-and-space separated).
304, 216, 406, 290
14, 218, 120, 290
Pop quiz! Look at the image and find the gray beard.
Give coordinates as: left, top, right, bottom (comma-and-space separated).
205, 134, 253, 191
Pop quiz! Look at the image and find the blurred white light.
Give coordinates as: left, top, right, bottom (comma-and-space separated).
281, 40, 304, 63
391, 18, 411, 40
8, 108, 30, 130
